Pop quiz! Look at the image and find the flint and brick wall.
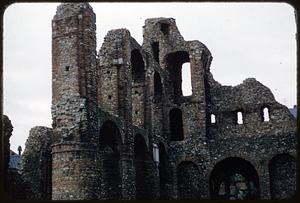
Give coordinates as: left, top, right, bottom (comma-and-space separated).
11, 3, 296, 200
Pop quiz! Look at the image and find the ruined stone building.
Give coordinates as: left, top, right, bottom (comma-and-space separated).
3, 3, 297, 200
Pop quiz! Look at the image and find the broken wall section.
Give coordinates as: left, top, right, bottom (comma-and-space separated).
206, 77, 296, 138
21, 126, 53, 200
97, 29, 133, 122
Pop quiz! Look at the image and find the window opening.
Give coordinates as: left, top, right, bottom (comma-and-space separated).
237, 111, 243, 124
151, 42, 159, 63
182, 62, 192, 96
169, 108, 184, 141
160, 23, 169, 35
262, 107, 270, 122
211, 114, 216, 124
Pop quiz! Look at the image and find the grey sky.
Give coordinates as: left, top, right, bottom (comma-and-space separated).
3, 3, 296, 152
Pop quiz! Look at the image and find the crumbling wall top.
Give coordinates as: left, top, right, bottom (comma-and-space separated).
53, 3, 94, 20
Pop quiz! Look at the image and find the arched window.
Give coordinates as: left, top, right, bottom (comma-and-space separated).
210, 157, 260, 200
237, 111, 243, 125
262, 107, 270, 122
211, 114, 216, 124
131, 49, 145, 82
182, 62, 192, 96
169, 108, 184, 141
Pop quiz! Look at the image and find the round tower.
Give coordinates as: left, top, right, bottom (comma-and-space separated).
51, 3, 99, 200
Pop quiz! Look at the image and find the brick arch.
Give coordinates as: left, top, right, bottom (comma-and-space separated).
269, 153, 296, 199
177, 160, 201, 200
209, 157, 260, 200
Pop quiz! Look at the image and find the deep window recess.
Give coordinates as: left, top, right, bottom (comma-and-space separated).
169, 108, 184, 141
131, 49, 145, 82
151, 42, 159, 63
166, 51, 190, 103
160, 23, 169, 35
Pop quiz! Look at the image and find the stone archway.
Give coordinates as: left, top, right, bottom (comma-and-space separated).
99, 121, 122, 199
177, 161, 201, 200
209, 157, 260, 200
134, 134, 152, 199
269, 153, 296, 199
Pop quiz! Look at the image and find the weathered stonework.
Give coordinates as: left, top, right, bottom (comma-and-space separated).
21, 126, 53, 200
8, 3, 296, 200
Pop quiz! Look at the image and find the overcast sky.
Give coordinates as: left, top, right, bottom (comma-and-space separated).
3, 2, 296, 152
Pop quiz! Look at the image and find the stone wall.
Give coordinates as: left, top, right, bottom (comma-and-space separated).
12, 3, 296, 200
21, 126, 53, 200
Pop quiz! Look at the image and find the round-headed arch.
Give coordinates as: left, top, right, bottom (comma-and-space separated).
99, 120, 122, 154
209, 157, 260, 200
177, 160, 201, 200
269, 153, 296, 199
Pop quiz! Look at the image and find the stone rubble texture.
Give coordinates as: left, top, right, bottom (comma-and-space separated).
5, 3, 296, 200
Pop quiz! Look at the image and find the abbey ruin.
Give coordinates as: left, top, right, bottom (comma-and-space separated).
3, 3, 296, 200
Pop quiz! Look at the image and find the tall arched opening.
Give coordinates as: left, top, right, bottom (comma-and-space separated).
177, 161, 201, 200
134, 134, 152, 199
165, 51, 190, 103
269, 154, 296, 199
209, 157, 260, 200
99, 121, 122, 199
